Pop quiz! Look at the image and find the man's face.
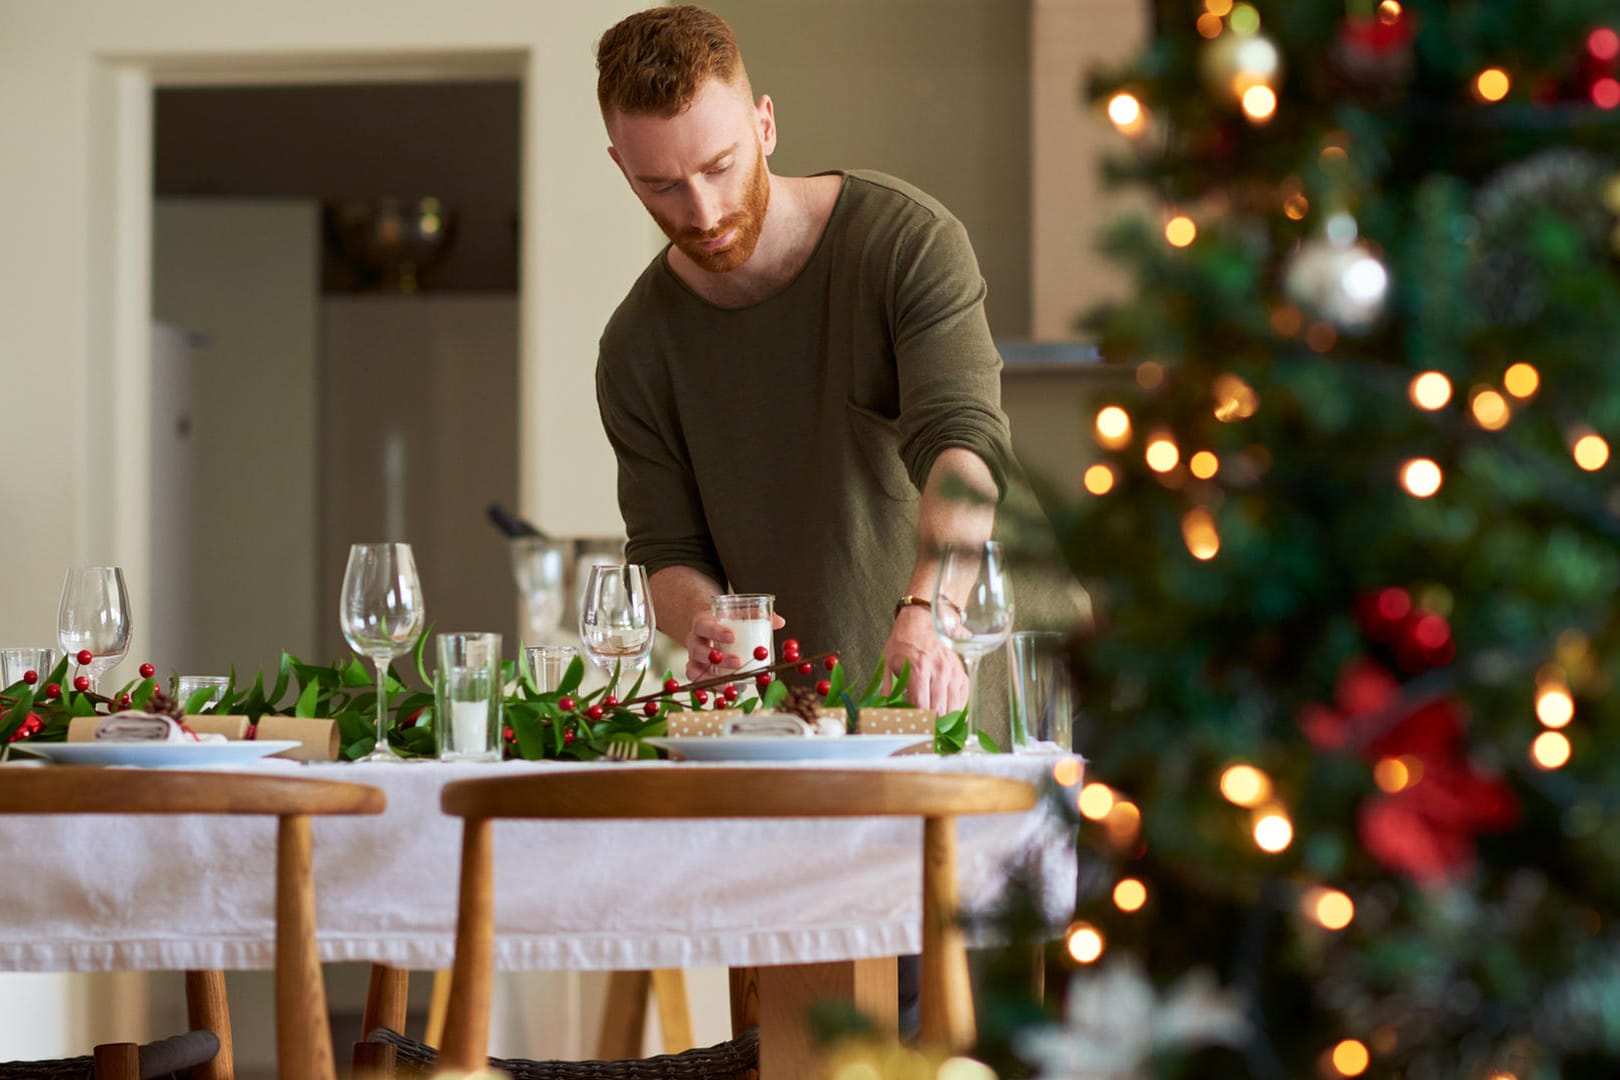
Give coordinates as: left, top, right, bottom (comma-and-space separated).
608, 77, 775, 274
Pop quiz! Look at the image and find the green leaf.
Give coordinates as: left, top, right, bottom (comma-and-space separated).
824, 662, 846, 705
340, 657, 373, 688
412, 622, 434, 686
625, 665, 648, 700
558, 656, 584, 695
269, 651, 294, 704
975, 729, 1001, 753
840, 691, 860, 734
293, 678, 321, 719
883, 661, 912, 705
761, 678, 788, 709
858, 659, 886, 704
182, 687, 218, 715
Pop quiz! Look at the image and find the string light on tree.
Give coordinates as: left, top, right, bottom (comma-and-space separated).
1571, 432, 1610, 471
1253, 810, 1293, 853
1107, 92, 1148, 136
1532, 730, 1572, 770
1241, 85, 1278, 123
1083, 464, 1117, 495
1536, 685, 1574, 728
1303, 887, 1356, 930
1220, 763, 1272, 807
1146, 437, 1181, 472
1377, 0, 1401, 21
1330, 1039, 1370, 1076
1400, 458, 1443, 498
1213, 373, 1260, 420
1475, 67, 1511, 102
1078, 782, 1116, 820
1182, 508, 1221, 560
1503, 362, 1539, 398
1165, 215, 1198, 248
1373, 756, 1416, 793
1095, 405, 1132, 448
1065, 921, 1105, 964
1189, 451, 1220, 479
1408, 371, 1453, 410
1470, 387, 1511, 431
1113, 878, 1148, 912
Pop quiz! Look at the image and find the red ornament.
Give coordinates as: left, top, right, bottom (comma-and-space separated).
708, 647, 725, 665
753, 645, 769, 661
587, 705, 605, 721
797, 662, 814, 675
603, 695, 619, 708
1359, 763, 1518, 885
643, 702, 659, 717
75, 650, 93, 666
138, 663, 155, 679
663, 677, 681, 694
559, 695, 577, 712
755, 672, 772, 688
73, 676, 91, 693
816, 679, 832, 697
21, 670, 38, 686
42, 683, 61, 700
503, 725, 515, 742
694, 689, 710, 705
824, 655, 838, 671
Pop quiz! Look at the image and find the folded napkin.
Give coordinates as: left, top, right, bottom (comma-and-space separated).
722, 711, 845, 738
93, 712, 226, 744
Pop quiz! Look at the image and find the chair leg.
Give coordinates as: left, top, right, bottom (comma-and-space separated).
277, 813, 336, 1080
651, 969, 694, 1053
92, 1042, 140, 1079
424, 970, 453, 1047
184, 969, 235, 1080
438, 817, 496, 1074
596, 970, 650, 1059
920, 816, 975, 1052
728, 966, 760, 1036
361, 964, 410, 1037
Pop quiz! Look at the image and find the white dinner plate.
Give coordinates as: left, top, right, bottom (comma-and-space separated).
12, 740, 302, 768
643, 734, 932, 761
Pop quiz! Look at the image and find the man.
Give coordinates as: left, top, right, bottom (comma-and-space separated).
594, 4, 1015, 721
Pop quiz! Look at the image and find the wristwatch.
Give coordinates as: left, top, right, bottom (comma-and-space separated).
894, 594, 933, 620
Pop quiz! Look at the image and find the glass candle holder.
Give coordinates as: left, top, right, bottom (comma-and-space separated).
435, 632, 502, 763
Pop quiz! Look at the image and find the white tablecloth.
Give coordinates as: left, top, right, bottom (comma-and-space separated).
0, 754, 1078, 973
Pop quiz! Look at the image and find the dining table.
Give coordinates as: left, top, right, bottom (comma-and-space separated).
0, 750, 1080, 1077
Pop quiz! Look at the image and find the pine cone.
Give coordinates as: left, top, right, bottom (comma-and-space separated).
783, 685, 824, 727
143, 686, 185, 722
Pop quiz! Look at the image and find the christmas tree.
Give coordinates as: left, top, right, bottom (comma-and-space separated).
1018, 1, 1620, 1077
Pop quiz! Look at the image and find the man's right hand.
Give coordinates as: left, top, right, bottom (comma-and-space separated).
684, 610, 788, 683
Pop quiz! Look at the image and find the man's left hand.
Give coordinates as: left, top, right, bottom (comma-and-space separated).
881, 605, 969, 716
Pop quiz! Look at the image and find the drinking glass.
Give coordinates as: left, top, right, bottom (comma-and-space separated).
578, 563, 655, 690
710, 593, 774, 700
1007, 631, 1074, 754
340, 542, 427, 763
0, 648, 59, 689
511, 537, 570, 644
435, 632, 502, 763
523, 644, 579, 693
57, 566, 133, 694
932, 541, 1014, 755
176, 675, 231, 713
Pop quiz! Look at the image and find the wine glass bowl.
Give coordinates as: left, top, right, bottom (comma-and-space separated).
340, 543, 427, 762
578, 563, 655, 689
932, 541, 1014, 754
511, 537, 570, 644
57, 567, 133, 694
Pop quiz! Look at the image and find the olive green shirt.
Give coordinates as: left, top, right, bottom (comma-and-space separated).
597, 170, 1020, 723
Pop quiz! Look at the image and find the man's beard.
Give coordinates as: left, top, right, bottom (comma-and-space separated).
655, 150, 771, 274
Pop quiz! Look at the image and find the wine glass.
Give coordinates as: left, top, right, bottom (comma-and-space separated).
57, 566, 133, 694
511, 537, 569, 645
932, 541, 1015, 755
340, 542, 427, 763
578, 563, 655, 692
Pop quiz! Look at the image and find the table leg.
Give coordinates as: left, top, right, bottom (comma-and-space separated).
184, 969, 234, 1080
757, 959, 897, 1080
596, 970, 650, 1059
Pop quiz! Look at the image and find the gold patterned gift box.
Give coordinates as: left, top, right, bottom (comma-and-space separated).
666, 706, 935, 738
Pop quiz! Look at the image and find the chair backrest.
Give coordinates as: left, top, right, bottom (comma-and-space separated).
434, 768, 1037, 1071
0, 767, 385, 1080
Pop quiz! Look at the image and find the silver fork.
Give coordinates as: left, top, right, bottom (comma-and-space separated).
602, 738, 639, 761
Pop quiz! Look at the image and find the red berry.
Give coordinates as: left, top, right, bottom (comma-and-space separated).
403, 707, 424, 728
723, 684, 740, 701
643, 702, 659, 717
559, 695, 577, 712
503, 726, 515, 741
782, 638, 800, 654
43, 683, 60, 699
587, 705, 605, 721
564, 729, 576, 744
118, 693, 132, 708
664, 677, 681, 694
755, 672, 772, 688
694, 689, 710, 705
73, 675, 91, 693
708, 647, 725, 665
817, 679, 832, 697
753, 645, 769, 661
798, 662, 814, 675
75, 650, 93, 666
824, 655, 838, 670
783, 648, 801, 664
603, 695, 619, 708
21, 670, 37, 686
138, 663, 155, 679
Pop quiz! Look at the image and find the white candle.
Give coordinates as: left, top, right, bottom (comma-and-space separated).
451, 700, 489, 755
721, 617, 774, 700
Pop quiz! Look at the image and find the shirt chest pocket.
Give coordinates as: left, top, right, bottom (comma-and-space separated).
844, 400, 918, 503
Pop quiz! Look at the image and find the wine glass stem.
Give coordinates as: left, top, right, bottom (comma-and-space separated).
962, 654, 983, 750
373, 657, 391, 755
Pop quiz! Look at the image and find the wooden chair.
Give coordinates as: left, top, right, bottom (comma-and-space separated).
0, 768, 385, 1080
416, 768, 1037, 1077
